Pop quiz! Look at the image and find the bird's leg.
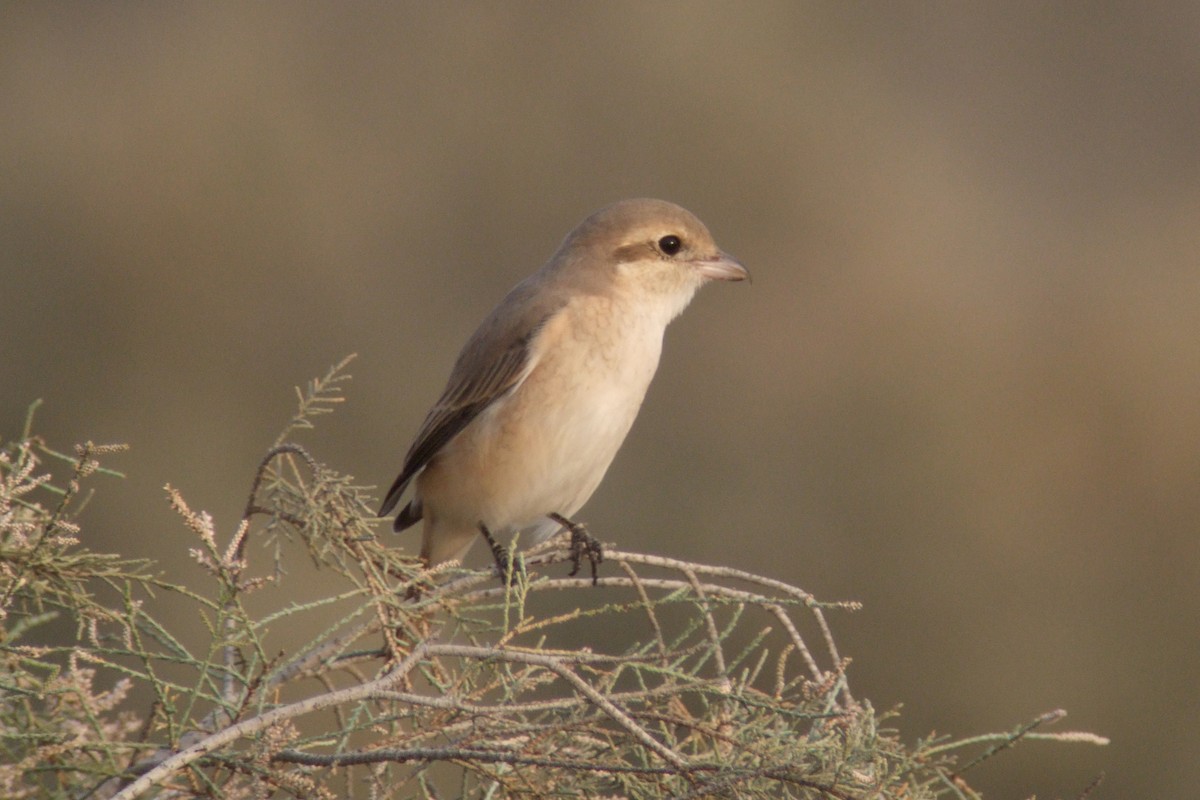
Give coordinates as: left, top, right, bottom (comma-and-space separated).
479, 523, 523, 586
548, 512, 603, 584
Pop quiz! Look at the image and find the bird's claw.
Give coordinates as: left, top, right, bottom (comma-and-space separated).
480, 524, 525, 587
549, 513, 603, 584
569, 526, 604, 584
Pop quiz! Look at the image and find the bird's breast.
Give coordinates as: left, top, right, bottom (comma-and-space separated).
418, 295, 670, 532
516, 297, 664, 454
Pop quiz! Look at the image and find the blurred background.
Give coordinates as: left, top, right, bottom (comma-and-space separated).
3, 3, 1197, 796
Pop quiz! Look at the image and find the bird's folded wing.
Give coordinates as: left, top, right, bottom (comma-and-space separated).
378, 299, 560, 518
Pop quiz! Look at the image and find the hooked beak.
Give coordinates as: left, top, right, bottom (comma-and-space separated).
695, 251, 750, 283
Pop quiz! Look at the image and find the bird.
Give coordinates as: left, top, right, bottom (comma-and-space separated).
378, 198, 748, 584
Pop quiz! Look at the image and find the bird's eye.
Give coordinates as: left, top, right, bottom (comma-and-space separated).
658, 235, 682, 256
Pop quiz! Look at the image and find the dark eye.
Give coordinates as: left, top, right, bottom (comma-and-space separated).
658, 235, 682, 256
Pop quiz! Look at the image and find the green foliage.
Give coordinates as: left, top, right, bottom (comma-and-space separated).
0, 358, 1106, 799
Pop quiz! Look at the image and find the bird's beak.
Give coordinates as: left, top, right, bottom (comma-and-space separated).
696, 251, 750, 282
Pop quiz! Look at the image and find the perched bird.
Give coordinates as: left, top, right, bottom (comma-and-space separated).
378, 198, 748, 581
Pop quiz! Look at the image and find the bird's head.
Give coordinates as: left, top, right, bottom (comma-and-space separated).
555, 198, 749, 318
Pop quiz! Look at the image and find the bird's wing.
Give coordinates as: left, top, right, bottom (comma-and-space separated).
378, 282, 565, 521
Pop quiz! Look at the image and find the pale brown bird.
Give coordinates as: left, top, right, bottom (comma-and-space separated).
378, 198, 748, 582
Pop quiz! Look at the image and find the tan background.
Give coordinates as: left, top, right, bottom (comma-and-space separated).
3, 3, 1197, 797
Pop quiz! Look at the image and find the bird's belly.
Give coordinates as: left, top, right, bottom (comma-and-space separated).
492, 360, 649, 526
420, 320, 660, 534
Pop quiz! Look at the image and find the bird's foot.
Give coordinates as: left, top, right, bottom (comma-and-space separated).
549, 513, 604, 585
480, 524, 525, 587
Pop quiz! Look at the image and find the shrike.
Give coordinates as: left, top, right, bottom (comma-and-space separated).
379, 198, 748, 581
